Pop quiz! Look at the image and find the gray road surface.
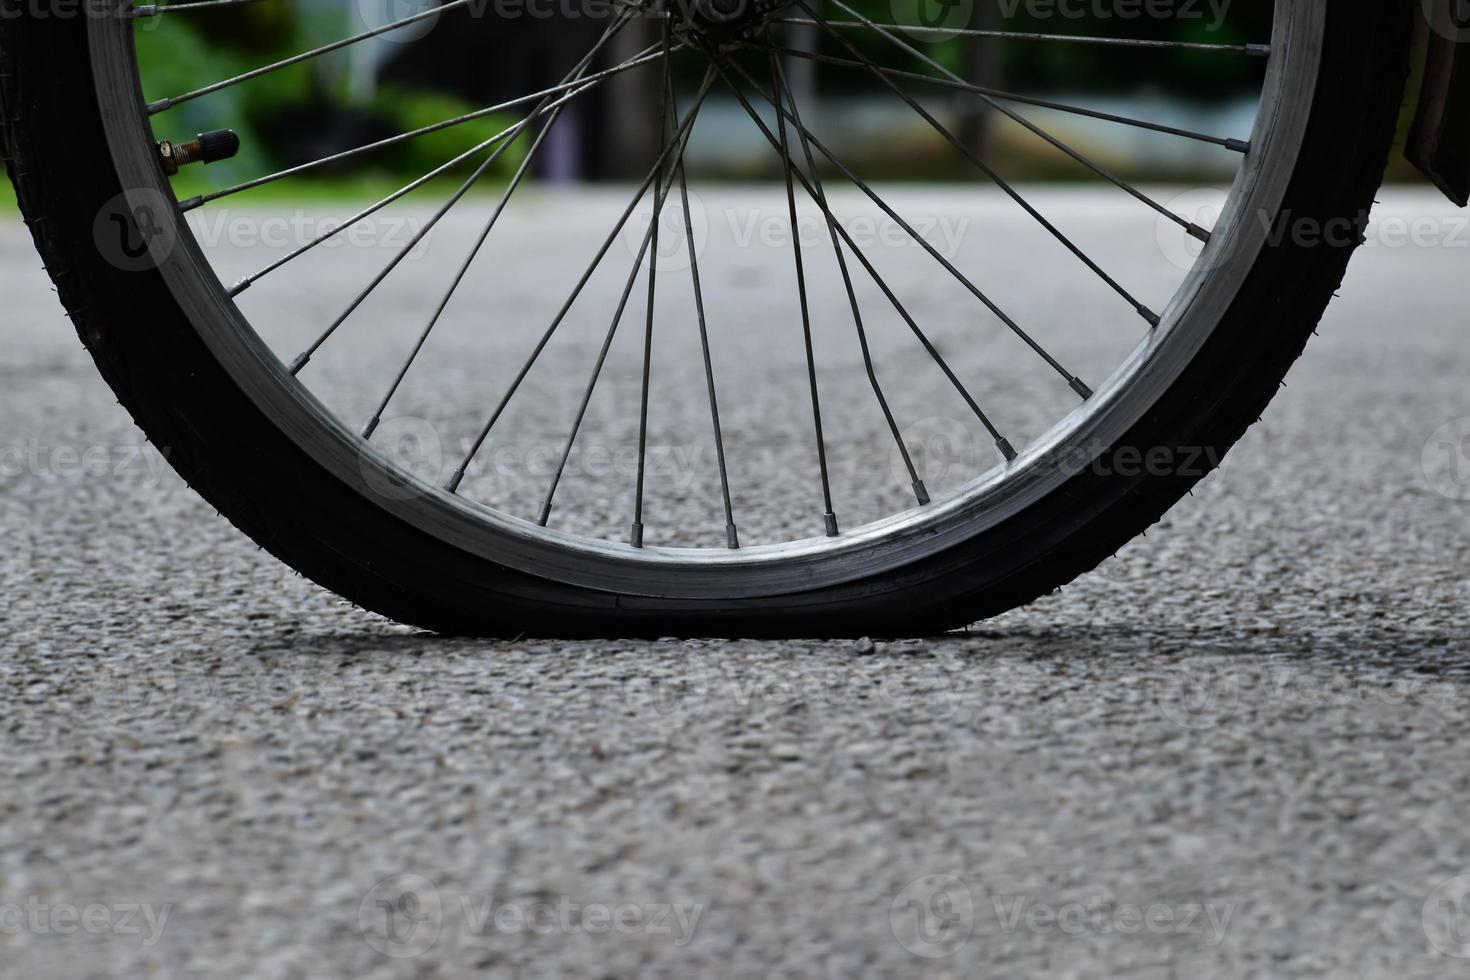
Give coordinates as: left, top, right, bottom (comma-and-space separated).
2, 188, 1470, 978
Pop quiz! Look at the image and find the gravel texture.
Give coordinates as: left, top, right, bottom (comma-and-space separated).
2, 188, 1469, 978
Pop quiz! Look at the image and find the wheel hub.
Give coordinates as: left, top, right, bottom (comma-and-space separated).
670, 0, 792, 47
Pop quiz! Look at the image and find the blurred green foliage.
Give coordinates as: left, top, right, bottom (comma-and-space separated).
136, 10, 523, 196
817, 0, 1273, 99
119, 3, 1384, 194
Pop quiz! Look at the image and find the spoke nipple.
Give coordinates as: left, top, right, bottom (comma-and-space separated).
361, 417, 381, 440
1069, 376, 1094, 400
997, 438, 1018, 463
1186, 222, 1211, 244
444, 469, 467, 494
912, 480, 930, 506
726, 524, 740, 550
1140, 307, 1161, 328
630, 522, 644, 549
227, 278, 252, 298
1246, 43, 1272, 58
1225, 138, 1251, 155
287, 352, 310, 375
824, 512, 840, 537
537, 502, 553, 527
146, 98, 172, 115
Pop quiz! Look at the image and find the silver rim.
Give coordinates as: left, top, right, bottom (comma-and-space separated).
88, 1, 1321, 598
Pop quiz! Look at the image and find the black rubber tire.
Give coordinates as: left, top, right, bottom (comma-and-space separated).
0, 3, 1413, 637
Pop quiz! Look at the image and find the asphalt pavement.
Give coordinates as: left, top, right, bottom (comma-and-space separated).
3, 187, 1470, 978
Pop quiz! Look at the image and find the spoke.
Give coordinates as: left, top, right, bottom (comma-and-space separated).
760, 41, 1207, 244
771, 18, 1269, 56
777, 0, 1217, 240
733, 59, 1093, 397
229, 40, 658, 296
536, 99, 706, 529
771, 44, 1249, 154
287, 18, 635, 374
769, 56, 842, 526
772, 49, 929, 504
359, 20, 630, 437
776, 49, 923, 514
130, 0, 281, 16
177, 46, 669, 211
667, 73, 738, 549
630, 21, 677, 550
361, 115, 557, 436
791, 0, 1160, 325
147, 0, 476, 113
121, 0, 1285, 553
447, 68, 717, 495
716, 58, 1016, 464
611, 0, 668, 16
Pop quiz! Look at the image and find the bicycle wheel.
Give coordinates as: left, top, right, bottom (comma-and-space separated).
0, 0, 1411, 636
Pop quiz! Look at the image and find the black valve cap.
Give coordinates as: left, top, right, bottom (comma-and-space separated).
196, 129, 241, 165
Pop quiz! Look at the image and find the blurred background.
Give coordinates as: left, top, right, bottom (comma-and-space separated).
0, 0, 1443, 542
13, 0, 1429, 207
0, 0, 1434, 215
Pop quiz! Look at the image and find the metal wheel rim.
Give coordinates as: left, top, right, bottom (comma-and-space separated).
87, 2, 1321, 599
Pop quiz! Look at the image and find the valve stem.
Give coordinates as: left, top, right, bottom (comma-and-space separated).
157, 130, 241, 176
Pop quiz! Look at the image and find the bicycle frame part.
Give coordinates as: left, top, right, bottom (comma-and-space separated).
1409, 0, 1470, 206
